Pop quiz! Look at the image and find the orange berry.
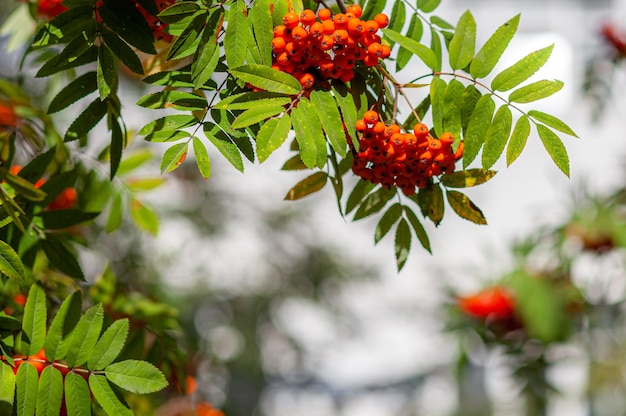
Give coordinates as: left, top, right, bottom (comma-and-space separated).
413, 123, 429, 137
276, 52, 290, 65
355, 119, 367, 132
322, 19, 335, 35
372, 121, 385, 134
439, 132, 454, 145
271, 37, 286, 53
317, 8, 331, 21
299, 73, 315, 89
273, 25, 287, 38
374, 13, 389, 29
364, 20, 379, 34
320, 35, 334, 50
363, 110, 379, 124
367, 42, 382, 56
299, 9, 316, 26
346, 4, 362, 18
380, 44, 391, 59
347, 17, 364, 35
283, 12, 300, 29
333, 13, 348, 28
309, 22, 324, 39
454, 142, 464, 160
291, 26, 308, 43
333, 29, 349, 45
48, 187, 77, 211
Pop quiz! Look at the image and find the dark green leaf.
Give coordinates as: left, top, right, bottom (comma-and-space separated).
460, 84, 481, 134
353, 187, 395, 221
491, 44, 554, 92
101, 29, 143, 75
230, 64, 302, 95
166, 11, 206, 60
448, 10, 476, 70
32, 6, 94, 47
158, 2, 201, 19
446, 190, 487, 224
346, 180, 376, 214
284, 172, 328, 200
41, 235, 85, 281
204, 125, 244, 172
374, 203, 402, 243
97, 44, 117, 101
430, 27, 443, 72
362, 0, 386, 20
64, 98, 108, 142
482, 105, 512, 169
395, 218, 411, 271
192, 10, 222, 89
536, 124, 569, 177
299, 99, 327, 168
528, 110, 578, 137
332, 82, 358, 146
290, 105, 317, 169
506, 115, 531, 166
0, 240, 25, 281
21, 284, 47, 356
251, 0, 273, 66
99, 0, 156, 54
47, 72, 98, 114
442, 78, 464, 139
35, 45, 98, 78
214, 92, 290, 110
470, 14, 520, 79
138, 115, 198, 136
110, 117, 124, 180
38, 210, 98, 230
257, 115, 291, 163
403, 207, 431, 253
463, 94, 495, 168
1, 168, 46, 201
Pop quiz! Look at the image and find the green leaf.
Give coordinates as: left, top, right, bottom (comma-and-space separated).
470, 14, 520, 79
383, 29, 437, 71
166, 11, 206, 60
138, 115, 197, 136
225, 0, 249, 68
395, 218, 411, 271
430, 76, 447, 137
32, 5, 93, 46
528, 110, 578, 137
310, 90, 347, 157
231, 105, 285, 129
362, 0, 386, 20
440, 169, 497, 188
446, 190, 487, 224
204, 125, 244, 172
353, 187, 395, 221
21, 284, 47, 357
35, 366, 63, 416
346, 180, 376, 214
290, 105, 317, 169
101, 29, 143, 75
105, 192, 124, 233
257, 115, 291, 163
491, 44, 554, 92
44, 291, 82, 361
251, 0, 273, 66
126, 178, 166, 192
230, 65, 302, 95
0, 169, 46, 202
389, 0, 407, 46
430, 27, 442, 72
117, 149, 153, 175
332, 82, 358, 146
41, 236, 85, 281
0, 362, 15, 415
66, 303, 104, 368
158, 1, 201, 19
506, 115, 531, 166
16, 362, 38, 416
192, 137, 211, 180
64, 372, 91, 416
64, 98, 108, 142
283, 172, 328, 200
89, 374, 133, 416
442, 78, 464, 139
88, 319, 129, 371
463, 94, 495, 168
299, 99, 327, 168
136, 91, 207, 111
374, 203, 402, 244
416, 182, 444, 226
109, 116, 124, 180
430, 16, 453, 29
38, 210, 98, 230
417, 0, 441, 12
97, 45, 117, 101
192, 12, 221, 89
460, 84, 481, 134
160, 142, 189, 174
130, 199, 160, 235
99, 0, 156, 54
105, 360, 168, 394
403, 207, 431, 253
47, 72, 98, 114
536, 124, 569, 177
448, 10, 476, 70
214, 92, 290, 110
396, 14, 422, 71
0, 240, 25, 281
509, 79, 563, 103
482, 105, 512, 169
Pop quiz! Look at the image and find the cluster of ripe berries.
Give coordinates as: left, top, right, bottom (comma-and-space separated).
272, 5, 391, 88
350, 111, 464, 196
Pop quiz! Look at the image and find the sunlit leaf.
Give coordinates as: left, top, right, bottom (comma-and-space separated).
231, 104, 285, 129
35, 366, 63, 416
470, 14, 520, 79
64, 372, 91, 416
257, 115, 292, 163
230, 64, 301, 95
0, 362, 15, 415
463, 94, 495, 168
509, 79, 563, 103
491, 44, 554, 92
440, 169, 497, 188
383, 29, 437, 71
536, 124, 569, 177
0, 240, 25, 281
21, 284, 46, 356
130, 199, 160, 235
528, 110, 578, 137
310, 90, 347, 157
104, 360, 168, 394
482, 105, 512, 169
417, 0, 441, 13
448, 10, 476, 70
64, 98, 108, 141
88, 319, 129, 371
97, 44, 117, 101
160, 142, 189, 174
506, 115, 531, 166
89, 374, 133, 416
204, 125, 244, 172
47, 72, 97, 114
192, 137, 211, 180
16, 362, 38, 416
138, 115, 198, 136
430, 76, 447, 137
66, 304, 104, 368
224, 0, 249, 68
44, 291, 82, 361
442, 78, 464, 139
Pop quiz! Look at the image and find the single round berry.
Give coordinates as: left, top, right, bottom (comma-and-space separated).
317, 8, 331, 21
299, 9, 316, 25
283, 12, 300, 29
374, 13, 389, 29
346, 4, 363, 18
363, 110, 379, 124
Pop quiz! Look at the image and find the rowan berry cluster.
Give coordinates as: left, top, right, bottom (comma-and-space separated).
271, 5, 391, 88
350, 111, 464, 196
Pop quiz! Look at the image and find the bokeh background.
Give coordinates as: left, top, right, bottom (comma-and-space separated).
3, 0, 626, 415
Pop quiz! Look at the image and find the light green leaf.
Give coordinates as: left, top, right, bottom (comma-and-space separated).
528, 110, 578, 137
0, 240, 25, 281
430, 27, 442, 72
491, 44, 554, 92
64, 372, 91, 416
361, 0, 386, 20
417, 0, 441, 13
231, 104, 285, 129
506, 115, 531, 166
332, 82, 358, 147
251, 0, 273, 65
65, 303, 104, 368
430, 76, 447, 137
105, 360, 168, 394
460, 84, 481, 134
88, 319, 129, 371
138, 115, 198, 136
448, 10, 476, 70
463, 94, 495, 168
0, 362, 15, 414
35, 366, 63, 416
257, 115, 292, 163
374, 203, 402, 244
290, 105, 317, 169
44, 291, 82, 361
225, 0, 249, 68
383, 29, 437, 71
396, 14, 422, 71
22, 284, 47, 356
442, 78, 464, 139
395, 218, 411, 271
16, 363, 38, 416
509, 79, 563, 103
230, 65, 301, 95
482, 105, 512, 169
105, 192, 123, 233
130, 199, 160, 235
204, 125, 244, 172
446, 190, 487, 224
310, 90, 347, 157
440, 169, 497, 188
89, 374, 133, 416
536, 124, 569, 177
470, 14, 520, 79
192, 137, 211, 180
214, 92, 290, 110
160, 142, 189, 174
299, 99, 327, 168
136, 91, 207, 111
